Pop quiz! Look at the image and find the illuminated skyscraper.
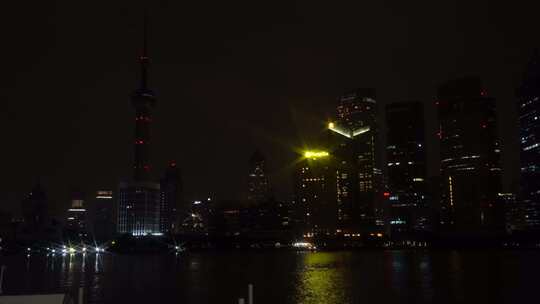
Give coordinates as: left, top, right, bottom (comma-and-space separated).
160, 161, 182, 234
117, 16, 161, 236
386, 102, 430, 237
65, 189, 87, 239
437, 77, 504, 234
247, 150, 270, 205
517, 50, 540, 230
327, 89, 384, 233
294, 150, 337, 235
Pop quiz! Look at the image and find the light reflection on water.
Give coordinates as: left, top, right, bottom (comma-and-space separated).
296, 252, 350, 304
1, 250, 540, 304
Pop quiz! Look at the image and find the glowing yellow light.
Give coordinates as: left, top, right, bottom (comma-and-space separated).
376, 233, 383, 237
328, 123, 352, 138
304, 151, 329, 159
352, 126, 370, 137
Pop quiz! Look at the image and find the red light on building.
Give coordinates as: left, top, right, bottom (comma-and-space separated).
383, 192, 390, 197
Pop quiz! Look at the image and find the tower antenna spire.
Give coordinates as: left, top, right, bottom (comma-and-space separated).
140, 10, 149, 91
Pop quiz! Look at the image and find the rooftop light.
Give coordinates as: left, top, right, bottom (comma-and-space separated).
304, 151, 329, 159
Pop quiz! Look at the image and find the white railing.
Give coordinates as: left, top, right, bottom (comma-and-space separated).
237, 284, 254, 304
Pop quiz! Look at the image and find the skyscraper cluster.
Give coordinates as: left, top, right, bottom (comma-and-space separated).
293, 56, 540, 241
9, 21, 539, 245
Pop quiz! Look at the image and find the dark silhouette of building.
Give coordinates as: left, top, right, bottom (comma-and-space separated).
92, 190, 115, 241
0, 209, 15, 242
20, 182, 61, 241
498, 192, 522, 233
160, 161, 182, 234
517, 50, 540, 231
21, 182, 48, 231
117, 16, 161, 236
437, 77, 504, 235
294, 150, 337, 236
385, 102, 431, 238
245, 150, 288, 232
247, 150, 270, 206
327, 89, 384, 234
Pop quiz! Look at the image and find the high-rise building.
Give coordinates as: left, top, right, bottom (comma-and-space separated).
21, 182, 48, 231
117, 17, 161, 236
294, 150, 337, 236
327, 89, 384, 233
385, 102, 430, 237
437, 77, 504, 234
517, 50, 540, 230
65, 189, 87, 239
247, 150, 270, 205
246, 150, 283, 232
181, 198, 214, 234
93, 190, 115, 241
498, 192, 523, 233
19, 183, 62, 241
160, 161, 182, 234
117, 182, 160, 236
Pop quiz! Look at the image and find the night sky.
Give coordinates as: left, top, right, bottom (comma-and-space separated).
1, 0, 537, 215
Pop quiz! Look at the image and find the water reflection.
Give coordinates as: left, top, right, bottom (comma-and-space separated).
295, 252, 351, 304
3, 250, 540, 304
448, 250, 464, 303
417, 253, 433, 302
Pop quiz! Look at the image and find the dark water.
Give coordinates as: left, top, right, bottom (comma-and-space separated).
1, 250, 539, 303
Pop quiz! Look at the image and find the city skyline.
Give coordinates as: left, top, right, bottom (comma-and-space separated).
1, 1, 536, 214
3, 2, 540, 304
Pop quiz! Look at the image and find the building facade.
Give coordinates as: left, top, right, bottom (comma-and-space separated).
517, 50, 540, 230
93, 190, 115, 241
247, 150, 270, 206
65, 189, 88, 239
294, 150, 337, 236
385, 102, 430, 237
117, 182, 161, 236
160, 161, 182, 234
327, 89, 384, 234
437, 77, 504, 234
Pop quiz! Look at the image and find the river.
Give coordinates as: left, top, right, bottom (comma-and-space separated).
1, 250, 538, 303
